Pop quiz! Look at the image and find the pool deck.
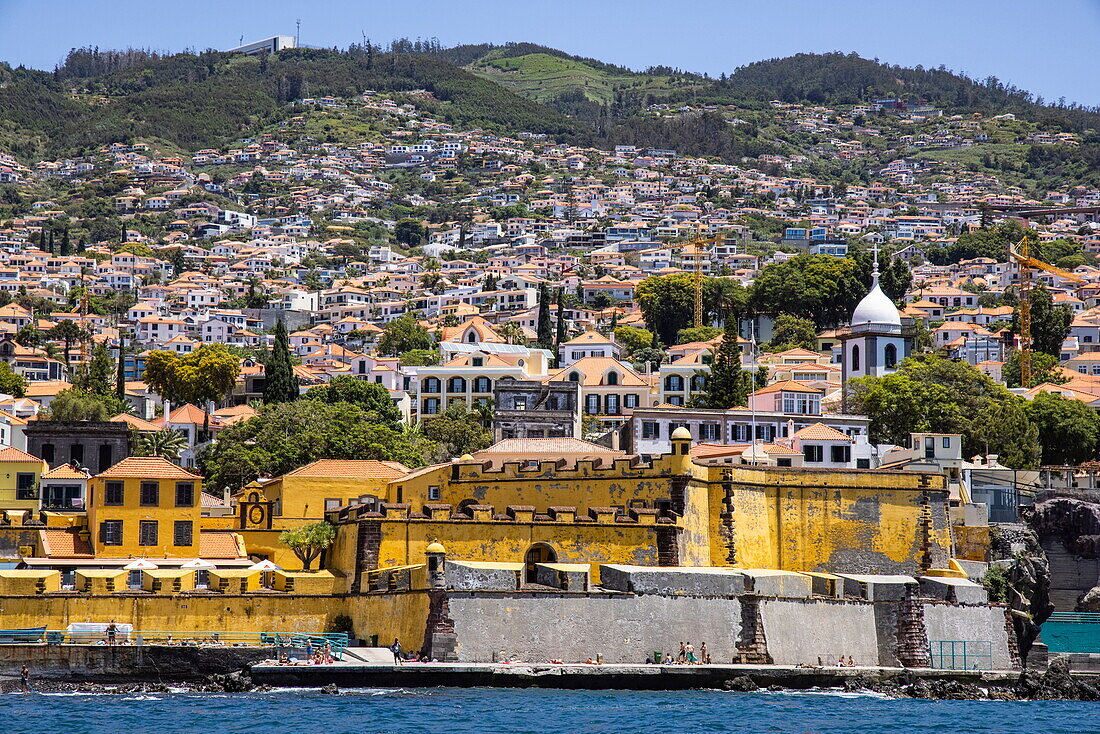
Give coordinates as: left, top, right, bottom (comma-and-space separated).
250, 654, 1033, 690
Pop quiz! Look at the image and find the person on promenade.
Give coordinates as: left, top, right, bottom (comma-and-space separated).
390, 638, 402, 664
700, 642, 709, 664
19, 665, 29, 692
105, 621, 117, 646
677, 641, 686, 663
685, 642, 696, 663
847, 656, 855, 667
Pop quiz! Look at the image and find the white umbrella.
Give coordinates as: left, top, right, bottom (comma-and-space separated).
180, 559, 216, 570
248, 560, 282, 572
123, 559, 159, 571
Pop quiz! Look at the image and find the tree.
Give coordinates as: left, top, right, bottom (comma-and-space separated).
676, 326, 721, 344
0, 362, 27, 397
48, 320, 90, 365
143, 344, 241, 420
116, 333, 128, 402
47, 390, 115, 421
766, 314, 820, 352
199, 400, 434, 493
630, 346, 666, 373
702, 324, 753, 409
848, 354, 1041, 469
304, 376, 402, 426
280, 522, 336, 571
636, 274, 697, 345
377, 314, 432, 356
1014, 286, 1072, 358
73, 342, 114, 397
750, 255, 883, 329
614, 326, 654, 356
555, 288, 567, 347
399, 349, 441, 366
264, 320, 298, 404
496, 321, 526, 346
420, 401, 493, 460
1003, 351, 1066, 389
1024, 392, 1100, 465
536, 283, 553, 349
394, 218, 426, 247
136, 429, 188, 461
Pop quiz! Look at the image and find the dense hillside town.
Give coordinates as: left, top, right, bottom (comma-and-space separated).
0, 41, 1098, 678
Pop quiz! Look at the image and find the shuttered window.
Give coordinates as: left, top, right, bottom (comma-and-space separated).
173, 521, 193, 547
138, 520, 158, 546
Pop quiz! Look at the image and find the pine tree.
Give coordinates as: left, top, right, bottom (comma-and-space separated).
61, 226, 71, 256
702, 324, 751, 409
116, 333, 127, 402
263, 319, 298, 404
536, 283, 553, 349
554, 288, 566, 347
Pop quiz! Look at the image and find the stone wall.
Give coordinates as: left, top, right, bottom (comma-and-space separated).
758, 597, 882, 666
446, 592, 743, 664
922, 602, 1016, 670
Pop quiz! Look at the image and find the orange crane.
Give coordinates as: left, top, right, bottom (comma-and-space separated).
1008, 235, 1082, 387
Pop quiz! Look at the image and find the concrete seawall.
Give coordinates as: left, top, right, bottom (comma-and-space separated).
0, 644, 271, 681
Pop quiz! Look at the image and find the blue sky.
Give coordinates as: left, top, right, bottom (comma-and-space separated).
1, 0, 1098, 106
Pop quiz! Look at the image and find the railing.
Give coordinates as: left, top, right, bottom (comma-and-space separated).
22, 630, 348, 659
928, 640, 993, 670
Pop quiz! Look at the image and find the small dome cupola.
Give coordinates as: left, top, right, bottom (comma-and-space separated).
851, 249, 901, 333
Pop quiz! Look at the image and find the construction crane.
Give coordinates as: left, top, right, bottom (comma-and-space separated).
1008, 235, 1082, 387
674, 233, 722, 329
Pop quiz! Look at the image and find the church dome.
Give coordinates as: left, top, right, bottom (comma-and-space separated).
851, 282, 902, 328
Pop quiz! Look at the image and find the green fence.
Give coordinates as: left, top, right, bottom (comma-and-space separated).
1043, 612, 1100, 653
928, 640, 993, 670
33, 630, 348, 659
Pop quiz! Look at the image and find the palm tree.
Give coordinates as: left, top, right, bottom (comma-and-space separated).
136, 429, 188, 462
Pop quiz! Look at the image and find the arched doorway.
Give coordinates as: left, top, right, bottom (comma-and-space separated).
524, 543, 557, 584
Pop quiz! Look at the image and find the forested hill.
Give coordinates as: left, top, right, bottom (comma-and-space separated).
0, 46, 580, 160
1, 44, 1097, 164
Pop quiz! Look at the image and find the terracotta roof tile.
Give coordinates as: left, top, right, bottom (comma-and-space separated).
39, 528, 93, 558
95, 456, 201, 480
198, 531, 245, 559
0, 446, 42, 463
42, 464, 89, 480
282, 459, 410, 480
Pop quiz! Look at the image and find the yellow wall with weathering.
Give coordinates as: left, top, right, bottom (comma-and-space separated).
263, 475, 395, 524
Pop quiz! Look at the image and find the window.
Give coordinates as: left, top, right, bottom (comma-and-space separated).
803, 445, 824, 462
138, 520, 158, 546
568, 372, 580, 382
511, 397, 527, 410
472, 356, 484, 367
175, 482, 194, 507
41, 442, 55, 464
422, 398, 440, 415
15, 473, 36, 500
942, 437, 951, 449
830, 445, 851, 463
70, 443, 84, 466
605, 372, 618, 386
851, 344, 860, 371
884, 343, 897, 369
448, 377, 467, 392
423, 377, 441, 393
665, 375, 684, 391
856, 459, 871, 469
925, 436, 935, 459
624, 394, 638, 409
642, 421, 659, 440
100, 520, 122, 546
700, 423, 719, 441
585, 394, 600, 414
104, 481, 124, 506
428, 485, 441, 501
324, 498, 342, 511
474, 377, 492, 393
691, 375, 706, 391
606, 394, 621, 415
140, 481, 160, 507
173, 520, 193, 547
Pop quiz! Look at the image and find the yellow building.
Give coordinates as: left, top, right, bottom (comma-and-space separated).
260, 459, 410, 523
0, 446, 48, 512
371, 430, 953, 577
86, 456, 203, 558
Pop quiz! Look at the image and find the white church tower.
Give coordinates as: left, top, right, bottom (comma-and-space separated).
840, 248, 909, 393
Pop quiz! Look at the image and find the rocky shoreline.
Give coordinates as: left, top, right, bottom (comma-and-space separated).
3, 659, 1098, 701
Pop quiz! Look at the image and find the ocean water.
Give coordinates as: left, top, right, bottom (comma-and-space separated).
3, 687, 1094, 734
